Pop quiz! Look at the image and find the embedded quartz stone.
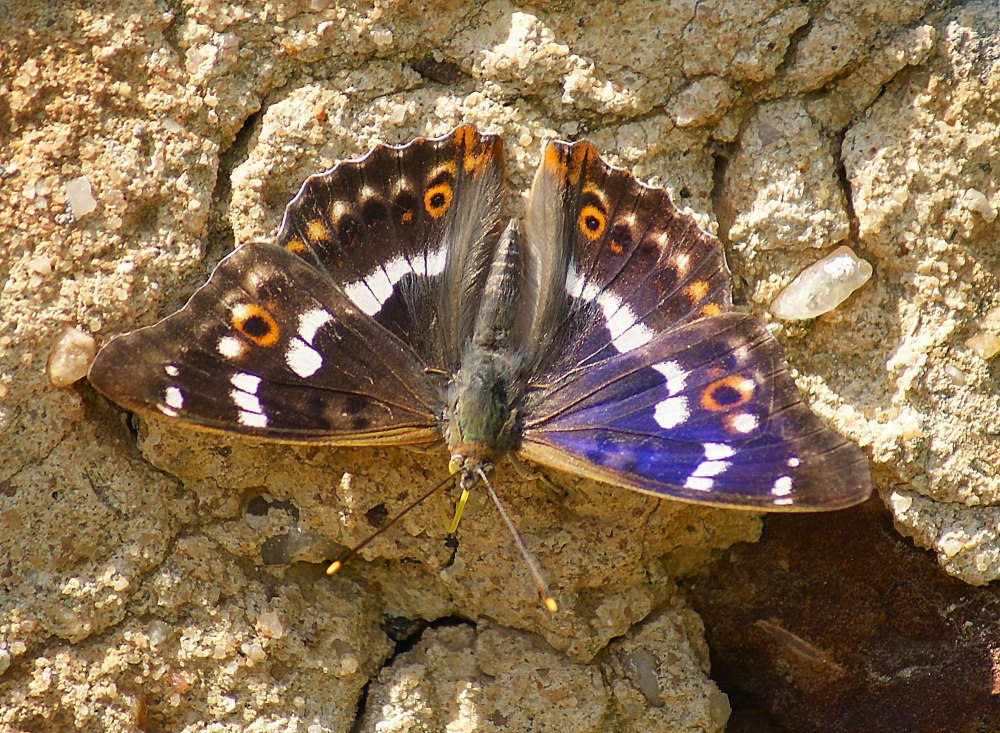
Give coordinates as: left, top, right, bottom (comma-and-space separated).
769, 245, 873, 320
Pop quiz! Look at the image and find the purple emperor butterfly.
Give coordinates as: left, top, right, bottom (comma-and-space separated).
89, 126, 871, 604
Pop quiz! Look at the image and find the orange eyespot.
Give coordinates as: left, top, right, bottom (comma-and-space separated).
700, 303, 722, 317
231, 303, 280, 347
701, 375, 755, 412
579, 204, 606, 240
424, 182, 453, 218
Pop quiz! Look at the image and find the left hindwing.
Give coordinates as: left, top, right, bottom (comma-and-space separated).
519, 313, 871, 510
88, 244, 441, 446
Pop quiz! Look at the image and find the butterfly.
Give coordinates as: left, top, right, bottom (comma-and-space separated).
88, 125, 871, 606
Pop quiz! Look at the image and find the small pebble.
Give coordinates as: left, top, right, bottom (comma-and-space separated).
47, 326, 97, 387
769, 245, 873, 320
966, 332, 1000, 360
963, 188, 996, 222
65, 175, 97, 218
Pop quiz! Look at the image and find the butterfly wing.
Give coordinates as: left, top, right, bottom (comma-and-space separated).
89, 244, 441, 446
519, 313, 871, 510
519, 140, 730, 375
276, 125, 505, 372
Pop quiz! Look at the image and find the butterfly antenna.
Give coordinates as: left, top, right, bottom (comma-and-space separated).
327, 473, 454, 576
476, 467, 559, 613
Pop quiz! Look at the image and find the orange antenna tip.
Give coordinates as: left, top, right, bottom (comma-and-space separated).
544, 597, 559, 613
326, 560, 343, 576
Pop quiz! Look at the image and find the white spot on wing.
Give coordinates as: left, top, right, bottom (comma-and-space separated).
230, 372, 261, 394
565, 261, 589, 300
565, 261, 654, 353
384, 254, 414, 284
772, 475, 794, 497
605, 303, 654, 352
731, 412, 759, 434
330, 200, 350, 221
232, 389, 262, 414
703, 442, 735, 460
773, 497, 794, 506
238, 411, 268, 428
366, 268, 394, 304
344, 251, 443, 316
218, 336, 244, 358
286, 338, 322, 378
165, 364, 179, 377
787, 457, 800, 468
653, 361, 688, 396
653, 396, 689, 429
691, 459, 731, 478
424, 245, 447, 277
164, 386, 183, 410
298, 308, 332, 345
344, 281, 382, 316
684, 476, 714, 491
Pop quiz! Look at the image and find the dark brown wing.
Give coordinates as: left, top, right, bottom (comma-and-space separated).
89, 244, 441, 446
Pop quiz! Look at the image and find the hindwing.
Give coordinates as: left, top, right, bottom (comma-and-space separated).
520, 314, 871, 510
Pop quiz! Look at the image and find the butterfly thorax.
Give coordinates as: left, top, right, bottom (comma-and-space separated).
445, 347, 523, 484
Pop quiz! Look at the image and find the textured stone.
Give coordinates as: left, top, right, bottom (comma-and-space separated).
2, 0, 997, 730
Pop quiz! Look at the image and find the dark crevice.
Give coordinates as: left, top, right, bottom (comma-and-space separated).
709, 135, 756, 306
833, 129, 862, 251
156, 0, 187, 64
349, 615, 474, 732
202, 108, 262, 271
410, 56, 468, 84
216, 107, 262, 210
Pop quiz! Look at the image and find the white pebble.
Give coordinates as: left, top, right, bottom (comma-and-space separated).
963, 188, 996, 222
256, 611, 284, 639
47, 326, 97, 387
65, 175, 97, 218
769, 245, 873, 320
889, 491, 913, 514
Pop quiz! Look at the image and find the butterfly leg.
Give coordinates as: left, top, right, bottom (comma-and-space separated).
509, 454, 566, 500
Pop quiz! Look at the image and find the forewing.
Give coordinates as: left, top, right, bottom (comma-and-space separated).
89, 245, 441, 446
520, 140, 731, 375
519, 313, 871, 510
276, 125, 505, 371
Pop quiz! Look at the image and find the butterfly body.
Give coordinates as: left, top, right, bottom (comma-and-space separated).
89, 125, 871, 520
443, 220, 525, 489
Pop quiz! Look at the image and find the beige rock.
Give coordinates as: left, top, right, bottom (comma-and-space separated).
3, 0, 997, 730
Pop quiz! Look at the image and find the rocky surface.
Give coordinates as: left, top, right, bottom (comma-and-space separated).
1, 0, 997, 730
